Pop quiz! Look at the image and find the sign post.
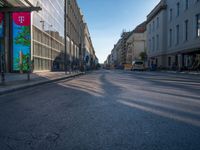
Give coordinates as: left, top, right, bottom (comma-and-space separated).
0, 13, 5, 84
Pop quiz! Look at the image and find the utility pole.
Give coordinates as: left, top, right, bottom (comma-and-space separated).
64, 0, 67, 74
49, 24, 53, 71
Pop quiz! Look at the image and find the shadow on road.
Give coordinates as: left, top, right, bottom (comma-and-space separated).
0, 70, 200, 150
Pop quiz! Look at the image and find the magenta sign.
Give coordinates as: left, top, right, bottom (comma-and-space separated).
12, 12, 31, 26
12, 12, 31, 71
0, 13, 4, 38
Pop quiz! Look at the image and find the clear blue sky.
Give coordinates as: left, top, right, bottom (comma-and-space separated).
77, 0, 160, 63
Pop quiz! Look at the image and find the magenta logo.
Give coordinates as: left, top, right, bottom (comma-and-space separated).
13, 12, 30, 26
18, 16, 25, 24
0, 13, 3, 24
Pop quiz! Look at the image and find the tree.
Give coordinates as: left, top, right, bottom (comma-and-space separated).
139, 51, 147, 61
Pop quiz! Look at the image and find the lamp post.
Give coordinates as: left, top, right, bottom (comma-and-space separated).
64, 0, 67, 74
49, 24, 53, 71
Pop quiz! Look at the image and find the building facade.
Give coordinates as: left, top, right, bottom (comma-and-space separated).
0, 0, 97, 73
31, 0, 65, 71
83, 23, 96, 70
147, 0, 200, 70
120, 31, 131, 65
126, 21, 147, 64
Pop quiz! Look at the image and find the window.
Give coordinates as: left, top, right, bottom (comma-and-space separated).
176, 25, 179, 44
157, 17, 159, 28
169, 29, 172, 47
169, 9, 173, 21
176, 2, 180, 17
196, 14, 200, 37
185, 20, 188, 41
156, 34, 159, 51
156, 58, 158, 65
152, 37, 155, 51
153, 21, 155, 31
149, 24, 151, 33
168, 57, 171, 67
149, 39, 151, 51
185, 0, 189, 10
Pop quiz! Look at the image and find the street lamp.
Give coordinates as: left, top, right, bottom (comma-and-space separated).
49, 24, 53, 71
64, 0, 67, 74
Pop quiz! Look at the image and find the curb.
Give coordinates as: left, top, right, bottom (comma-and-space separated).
0, 72, 84, 96
159, 70, 200, 75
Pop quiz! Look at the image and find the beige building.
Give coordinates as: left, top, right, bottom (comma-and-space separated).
126, 22, 147, 64
66, 0, 84, 69
83, 23, 96, 70
120, 31, 131, 65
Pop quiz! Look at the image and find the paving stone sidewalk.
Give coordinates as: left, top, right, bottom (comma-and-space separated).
0, 71, 83, 95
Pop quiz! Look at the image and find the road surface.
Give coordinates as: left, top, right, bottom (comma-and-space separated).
0, 70, 200, 150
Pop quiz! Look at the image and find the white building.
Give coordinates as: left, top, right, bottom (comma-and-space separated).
147, 0, 200, 70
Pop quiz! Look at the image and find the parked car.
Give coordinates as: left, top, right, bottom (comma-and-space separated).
132, 60, 145, 71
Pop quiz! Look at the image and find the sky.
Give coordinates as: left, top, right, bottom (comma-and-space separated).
77, 0, 160, 63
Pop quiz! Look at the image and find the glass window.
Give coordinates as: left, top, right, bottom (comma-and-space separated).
169, 29, 172, 47
185, 0, 189, 10
185, 20, 188, 41
156, 34, 159, 51
176, 2, 180, 17
170, 9, 173, 21
168, 57, 171, 67
157, 17, 159, 28
152, 37, 155, 51
196, 14, 200, 37
176, 25, 179, 44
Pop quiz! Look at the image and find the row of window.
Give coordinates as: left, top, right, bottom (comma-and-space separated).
149, 34, 160, 52
149, 14, 200, 52
149, 17, 159, 33
170, 0, 199, 20
33, 57, 65, 71
169, 14, 200, 47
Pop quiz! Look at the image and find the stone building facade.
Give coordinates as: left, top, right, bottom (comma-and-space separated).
147, 0, 200, 70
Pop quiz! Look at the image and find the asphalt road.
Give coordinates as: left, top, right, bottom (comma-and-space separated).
0, 70, 200, 150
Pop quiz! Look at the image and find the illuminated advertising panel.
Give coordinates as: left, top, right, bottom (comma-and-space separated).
12, 12, 31, 71
0, 13, 4, 38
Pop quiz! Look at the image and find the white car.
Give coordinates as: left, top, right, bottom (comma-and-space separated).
132, 60, 145, 71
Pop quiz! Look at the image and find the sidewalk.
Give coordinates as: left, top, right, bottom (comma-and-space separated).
160, 70, 200, 75
0, 71, 84, 95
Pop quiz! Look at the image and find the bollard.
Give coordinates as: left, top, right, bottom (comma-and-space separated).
26, 56, 30, 81
19, 51, 23, 74
1, 53, 5, 84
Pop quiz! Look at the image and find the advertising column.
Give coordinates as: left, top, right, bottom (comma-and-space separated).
12, 12, 31, 72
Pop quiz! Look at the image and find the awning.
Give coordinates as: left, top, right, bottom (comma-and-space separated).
0, 0, 41, 12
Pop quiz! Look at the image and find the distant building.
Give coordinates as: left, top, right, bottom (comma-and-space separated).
126, 21, 147, 64
120, 31, 131, 65
83, 23, 96, 70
